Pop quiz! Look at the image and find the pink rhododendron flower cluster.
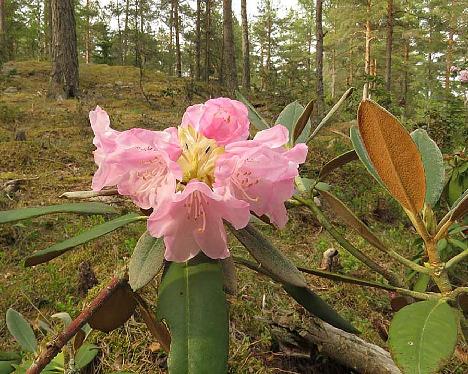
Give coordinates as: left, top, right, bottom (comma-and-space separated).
90, 98, 307, 262
460, 69, 468, 84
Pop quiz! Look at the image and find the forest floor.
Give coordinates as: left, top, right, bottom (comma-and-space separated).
0, 61, 464, 374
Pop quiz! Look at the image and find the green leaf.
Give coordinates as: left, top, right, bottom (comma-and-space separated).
318, 190, 387, 253
0, 202, 118, 224
75, 343, 99, 369
5, 309, 37, 353
293, 99, 314, 143
411, 129, 445, 207
307, 87, 354, 142
412, 273, 431, 293
0, 353, 20, 362
235, 91, 269, 130
318, 150, 358, 181
24, 213, 143, 267
128, 231, 165, 291
388, 300, 458, 374
229, 223, 307, 288
157, 255, 229, 374
51, 312, 72, 328
0, 361, 16, 374
275, 101, 310, 144
283, 285, 359, 334
350, 125, 385, 187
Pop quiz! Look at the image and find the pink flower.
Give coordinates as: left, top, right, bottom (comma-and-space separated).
90, 106, 182, 209
214, 126, 307, 228
182, 97, 249, 146
90, 99, 307, 262
450, 66, 459, 74
460, 69, 468, 83
147, 181, 250, 262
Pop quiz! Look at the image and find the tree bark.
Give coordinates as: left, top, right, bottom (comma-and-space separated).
44, 0, 52, 58
315, 0, 324, 116
49, 0, 79, 99
204, 0, 211, 82
331, 48, 336, 99
445, 1, 455, 94
173, 0, 181, 77
363, 0, 372, 100
385, 0, 393, 91
240, 0, 250, 90
195, 0, 202, 80
123, 0, 130, 64
222, 0, 237, 91
85, 0, 90, 64
0, 0, 6, 62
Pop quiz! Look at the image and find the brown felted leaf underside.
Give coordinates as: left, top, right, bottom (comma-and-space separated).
358, 100, 426, 214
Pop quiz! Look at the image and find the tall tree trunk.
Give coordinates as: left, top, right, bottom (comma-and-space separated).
315, 0, 324, 116
331, 48, 336, 99
385, 0, 393, 91
363, 0, 372, 100
49, 0, 79, 98
402, 39, 409, 116
445, 1, 455, 94
195, 0, 201, 80
44, 0, 52, 58
123, 0, 130, 64
240, 0, 250, 90
204, 0, 211, 82
85, 0, 90, 64
173, 0, 181, 77
169, 0, 174, 75
222, 0, 237, 91
0, 0, 6, 62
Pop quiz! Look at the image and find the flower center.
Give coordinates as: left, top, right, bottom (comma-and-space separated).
177, 126, 224, 186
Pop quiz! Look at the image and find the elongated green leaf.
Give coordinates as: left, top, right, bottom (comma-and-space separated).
0, 202, 118, 224
0, 353, 20, 362
411, 129, 445, 207
293, 99, 314, 143
283, 285, 359, 334
350, 126, 385, 186
0, 361, 17, 374
307, 87, 354, 142
275, 101, 311, 144
235, 91, 270, 130
319, 190, 387, 253
318, 150, 358, 181
388, 300, 458, 374
129, 231, 165, 291
220, 257, 237, 295
229, 223, 307, 287
75, 343, 99, 369
157, 255, 229, 374
5, 309, 37, 353
25, 213, 143, 267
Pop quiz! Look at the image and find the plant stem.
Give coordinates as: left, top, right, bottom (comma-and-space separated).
234, 257, 437, 301
294, 196, 404, 288
424, 239, 452, 294
134, 293, 171, 352
26, 277, 128, 374
445, 249, 468, 269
